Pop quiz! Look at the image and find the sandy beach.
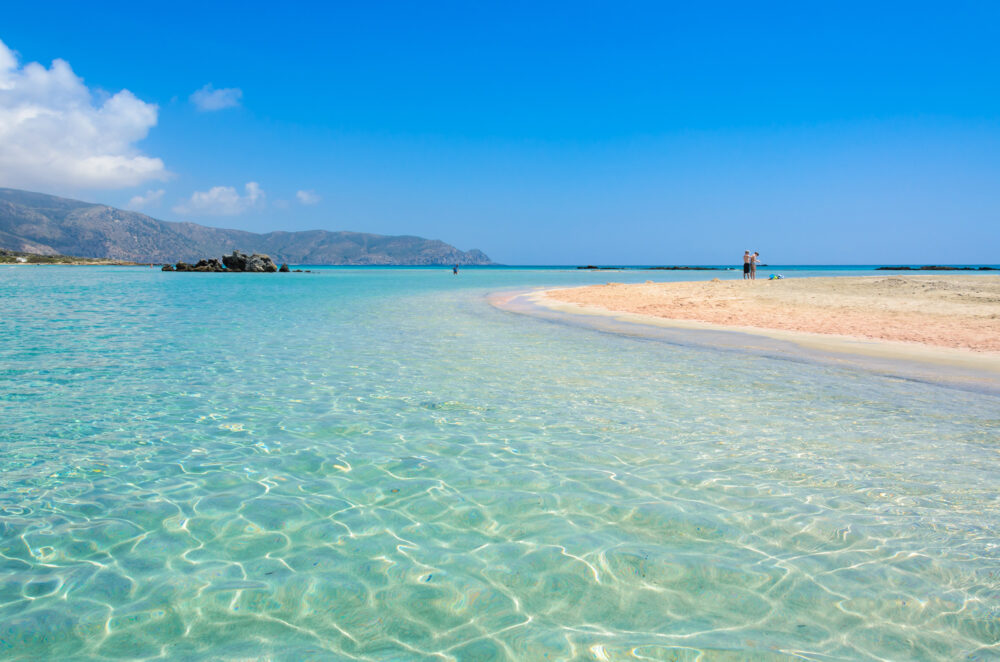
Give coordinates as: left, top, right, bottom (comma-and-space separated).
546, 275, 1000, 353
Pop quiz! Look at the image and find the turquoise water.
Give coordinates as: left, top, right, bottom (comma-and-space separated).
1, 266, 998, 661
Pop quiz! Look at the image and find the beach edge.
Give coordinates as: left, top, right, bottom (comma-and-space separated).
490, 286, 1000, 395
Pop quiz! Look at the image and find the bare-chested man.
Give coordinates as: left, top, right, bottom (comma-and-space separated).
743, 251, 751, 279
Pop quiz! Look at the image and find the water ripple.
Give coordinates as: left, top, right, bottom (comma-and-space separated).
0, 267, 997, 660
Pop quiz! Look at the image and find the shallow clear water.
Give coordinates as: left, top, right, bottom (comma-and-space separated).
1, 266, 998, 661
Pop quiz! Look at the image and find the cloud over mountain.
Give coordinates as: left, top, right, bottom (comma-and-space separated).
128, 189, 165, 209
0, 38, 166, 191
173, 182, 264, 216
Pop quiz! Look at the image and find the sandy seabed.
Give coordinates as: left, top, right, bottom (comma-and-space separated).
547, 275, 1000, 353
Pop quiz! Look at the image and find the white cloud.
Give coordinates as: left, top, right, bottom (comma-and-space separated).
128, 188, 165, 209
190, 84, 242, 111
0, 38, 166, 190
173, 182, 264, 216
296, 189, 320, 205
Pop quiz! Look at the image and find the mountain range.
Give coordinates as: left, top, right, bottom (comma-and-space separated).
0, 188, 492, 265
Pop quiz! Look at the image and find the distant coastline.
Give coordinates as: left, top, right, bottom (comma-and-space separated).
0, 249, 148, 266
0, 187, 492, 266
6, 253, 1000, 271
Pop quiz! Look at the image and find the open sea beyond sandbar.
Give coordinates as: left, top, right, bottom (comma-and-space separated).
1, 265, 998, 661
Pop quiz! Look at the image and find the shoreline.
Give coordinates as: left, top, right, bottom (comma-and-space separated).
546, 275, 1000, 353
2, 261, 152, 266
533, 290, 1000, 374
491, 276, 1000, 394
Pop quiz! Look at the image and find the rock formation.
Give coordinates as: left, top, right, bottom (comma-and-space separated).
220, 250, 278, 272
164, 251, 280, 273
191, 258, 225, 272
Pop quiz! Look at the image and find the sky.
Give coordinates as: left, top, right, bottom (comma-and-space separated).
1, 1, 998, 264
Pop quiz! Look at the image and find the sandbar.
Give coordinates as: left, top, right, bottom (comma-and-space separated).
539, 275, 1000, 376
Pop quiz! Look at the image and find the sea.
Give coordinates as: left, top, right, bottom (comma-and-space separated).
1, 265, 998, 661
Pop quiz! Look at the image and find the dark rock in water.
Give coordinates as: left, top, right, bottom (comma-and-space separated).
161, 264, 175, 271
193, 258, 224, 272
279, 263, 290, 272
920, 265, 997, 271
248, 253, 278, 272
222, 250, 277, 272
875, 265, 997, 271
163, 251, 283, 273
222, 250, 249, 271
293, 269, 303, 272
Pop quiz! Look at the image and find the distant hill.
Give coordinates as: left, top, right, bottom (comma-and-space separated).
0, 188, 492, 265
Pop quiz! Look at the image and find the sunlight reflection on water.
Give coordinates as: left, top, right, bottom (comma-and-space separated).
0, 266, 997, 660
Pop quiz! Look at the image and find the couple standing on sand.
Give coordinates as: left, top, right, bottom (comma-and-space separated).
743, 251, 760, 280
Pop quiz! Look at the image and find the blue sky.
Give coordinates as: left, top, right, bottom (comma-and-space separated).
1, 1, 998, 264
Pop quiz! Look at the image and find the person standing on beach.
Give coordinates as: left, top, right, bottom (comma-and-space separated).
751, 252, 760, 280
743, 251, 751, 280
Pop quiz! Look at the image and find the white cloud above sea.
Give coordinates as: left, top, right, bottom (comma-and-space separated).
128, 188, 165, 209
0, 38, 167, 190
173, 182, 263, 216
296, 189, 320, 205
190, 84, 242, 111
